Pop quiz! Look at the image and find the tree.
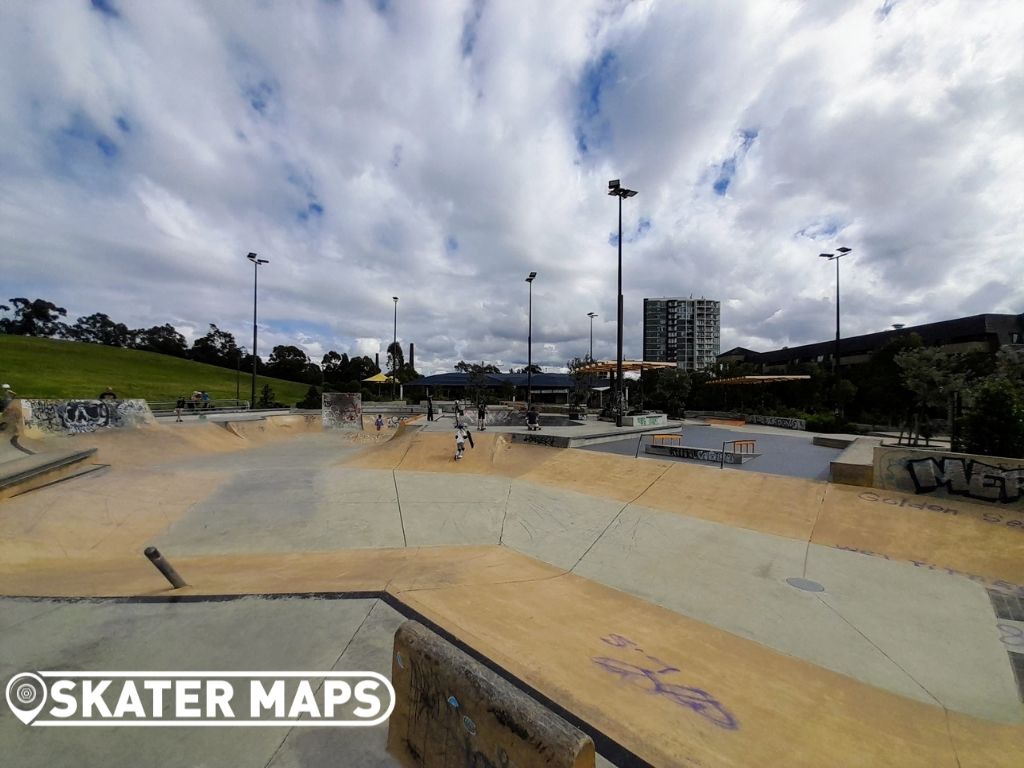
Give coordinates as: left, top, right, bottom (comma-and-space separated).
567, 357, 594, 412
266, 345, 310, 382
190, 324, 239, 368
296, 385, 322, 409
387, 342, 405, 377
134, 324, 188, 357
0, 297, 67, 336
455, 360, 500, 374
896, 347, 966, 445
961, 377, 1024, 458
65, 312, 133, 347
257, 383, 277, 408
651, 368, 692, 417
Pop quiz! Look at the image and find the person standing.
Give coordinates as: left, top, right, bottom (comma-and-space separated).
477, 401, 487, 431
1, 384, 16, 410
427, 396, 434, 422
454, 423, 467, 460
375, 414, 384, 432
175, 395, 186, 422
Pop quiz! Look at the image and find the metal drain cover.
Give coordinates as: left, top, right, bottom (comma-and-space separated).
786, 577, 825, 592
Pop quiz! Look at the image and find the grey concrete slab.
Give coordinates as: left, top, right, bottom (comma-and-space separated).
400, 502, 507, 547
500, 481, 625, 571
393, 472, 510, 546
572, 503, 940, 706
0, 597, 380, 768
806, 545, 1024, 722
579, 424, 843, 480
394, 471, 511, 504
267, 600, 406, 768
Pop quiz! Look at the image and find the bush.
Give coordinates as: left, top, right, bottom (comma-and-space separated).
804, 413, 858, 434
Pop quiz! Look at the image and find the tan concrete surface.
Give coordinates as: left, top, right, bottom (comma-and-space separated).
3, 423, 1024, 766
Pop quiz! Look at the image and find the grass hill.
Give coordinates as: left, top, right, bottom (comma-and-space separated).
0, 335, 312, 407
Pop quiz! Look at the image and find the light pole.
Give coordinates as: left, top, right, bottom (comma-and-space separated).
587, 312, 598, 360
819, 247, 852, 413
247, 252, 269, 408
392, 296, 398, 400
526, 272, 537, 409
608, 179, 637, 426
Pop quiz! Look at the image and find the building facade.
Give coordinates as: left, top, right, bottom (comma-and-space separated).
643, 297, 721, 371
718, 313, 1024, 372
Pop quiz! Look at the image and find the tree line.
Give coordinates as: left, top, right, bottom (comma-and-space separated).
0, 297, 419, 395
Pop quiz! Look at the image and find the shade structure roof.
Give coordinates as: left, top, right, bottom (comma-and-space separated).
573, 360, 678, 375
405, 371, 580, 389
362, 372, 396, 383
707, 375, 812, 385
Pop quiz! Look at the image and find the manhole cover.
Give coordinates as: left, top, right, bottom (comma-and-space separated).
786, 577, 825, 592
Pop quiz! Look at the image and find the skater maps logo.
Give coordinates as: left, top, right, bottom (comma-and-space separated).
5, 671, 394, 727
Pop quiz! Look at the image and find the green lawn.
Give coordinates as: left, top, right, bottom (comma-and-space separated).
0, 335, 311, 406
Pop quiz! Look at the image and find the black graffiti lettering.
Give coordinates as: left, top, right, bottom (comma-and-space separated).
907, 457, 1024, 504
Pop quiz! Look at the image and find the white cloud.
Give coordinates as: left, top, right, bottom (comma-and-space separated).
1, 0, 1021, 372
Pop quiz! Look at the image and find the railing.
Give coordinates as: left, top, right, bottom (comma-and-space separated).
721, 439, 756, 469
150, 398, 250, 416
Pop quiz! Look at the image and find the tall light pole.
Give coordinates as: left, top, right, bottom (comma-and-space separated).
392, 296, 398, 400
587, 312, 598, 360
247, 252, 269, 408
819, 247, 852, 412
608, 179, 637, 427
526, 272, 537, 409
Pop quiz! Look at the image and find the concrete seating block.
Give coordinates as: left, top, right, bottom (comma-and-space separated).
388, 620, 595, 768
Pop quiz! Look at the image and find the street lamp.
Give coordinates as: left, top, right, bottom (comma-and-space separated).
587, 312, 598, 360
246, 252, 269, 408
392, 296, 398, 400
608, 179, 637, 426
819, 246, 852, 412
526, 272, 537, 409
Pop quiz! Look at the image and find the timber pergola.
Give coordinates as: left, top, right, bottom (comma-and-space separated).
707, 375, 811, 385
574, 360, 678, 375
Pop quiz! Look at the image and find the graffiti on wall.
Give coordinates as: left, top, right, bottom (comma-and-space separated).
874, 446, 1024, 507
743, 414, 806, 430
22, 399, 154, 435
647, 444, 744, 464
322, 392, 363, 430
907, 456, 1024, 504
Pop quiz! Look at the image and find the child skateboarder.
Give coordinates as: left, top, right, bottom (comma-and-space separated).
526, 405, 541, 431
454, 423, 467, 460
477, 401, 487, 431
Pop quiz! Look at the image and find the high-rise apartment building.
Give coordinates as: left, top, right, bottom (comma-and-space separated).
643, 297, 721, 371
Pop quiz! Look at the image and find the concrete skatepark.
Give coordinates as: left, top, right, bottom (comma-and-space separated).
1, 407, 1023, 766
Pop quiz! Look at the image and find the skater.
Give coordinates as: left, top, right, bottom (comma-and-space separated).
175, 395, 186, 422
526, 405, 541, 431
477, 401, 487, 431
454, 399, 463, 419
374, 414, 384, 432
427, 396, 434, 422
454, 422, 467, 460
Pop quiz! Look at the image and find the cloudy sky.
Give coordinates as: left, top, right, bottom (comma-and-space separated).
2, 0, 1022, 374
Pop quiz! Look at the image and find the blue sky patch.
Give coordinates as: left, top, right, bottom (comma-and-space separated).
446, 236, 459, 253
90, 0, 120, 19
712, 128, 758, 196
795, 218, 844, 240
52, 113, 120, 171
608, 216, 651, 246
297, 202, 324, 222
574, 50, 617, 156
244, 80, 275, 115
461, 0, 486, 57
115, 116, 131, 133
